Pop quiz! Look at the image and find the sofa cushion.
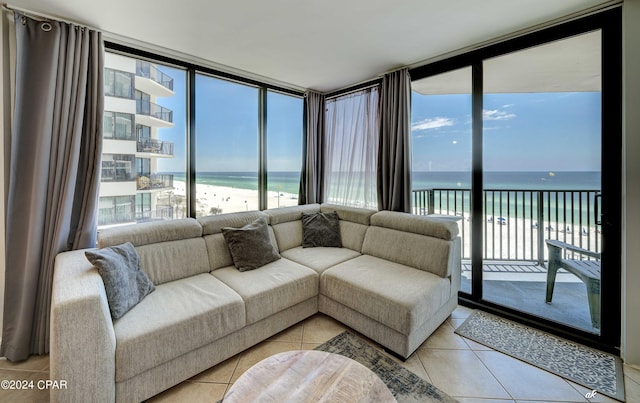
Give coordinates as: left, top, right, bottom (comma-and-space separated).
98, 218, 202, 248
270, 221, 303, 252
281, 246, 360, 274
302, 211, 342, 248
321, 203, 377, 226
370, 211, 459, 240
321, 255, 451, 336
212, 258, 318, 324
136, 237, 211, 285
199, 211, 279, 270
362, 226, 455, 278
84, 242, 155, 320
222, 217, 281, 271
338, 221, 369, 252
113, 273, 245, 382
265, 204, 320, 225
199, 211, 267, 236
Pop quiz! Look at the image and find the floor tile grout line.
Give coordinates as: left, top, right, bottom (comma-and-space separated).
469, 347, 592, 403
413, 345, 434, 385
468, 345, 518, 402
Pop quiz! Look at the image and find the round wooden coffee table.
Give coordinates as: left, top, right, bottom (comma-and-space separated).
224, 350, 396, 402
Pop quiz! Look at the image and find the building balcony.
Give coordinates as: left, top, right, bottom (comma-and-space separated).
136, 174, 174, 191
137, 138, 175, 157
136, 99, 174, 128
135, 61, 174, 97
412, 187, 601, 334
135, 206, 175, 223
412, 187, 601, 262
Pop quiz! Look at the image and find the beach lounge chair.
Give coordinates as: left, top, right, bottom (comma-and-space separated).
545, 239, 601, 329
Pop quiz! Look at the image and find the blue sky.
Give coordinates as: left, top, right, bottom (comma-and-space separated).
411, 91, 601, 172
156, 67, 303, 174
154, 65, 601, 175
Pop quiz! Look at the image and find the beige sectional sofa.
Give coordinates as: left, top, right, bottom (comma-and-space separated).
50, 203, 461, 402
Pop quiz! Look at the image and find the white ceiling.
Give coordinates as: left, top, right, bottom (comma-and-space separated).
6, 0, 617, 93
413, 30, 602, 95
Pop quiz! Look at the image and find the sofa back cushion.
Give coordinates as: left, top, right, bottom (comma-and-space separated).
266, 204, 320, 252
97, 218, 209, 285
362, 211, 461, 278
320, 204, 376, 225
321, 204, 376, 252
198, 211, 278, 270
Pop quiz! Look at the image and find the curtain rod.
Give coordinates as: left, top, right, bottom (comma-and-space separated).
325, 81, 381, 101
2, 3, 98, 31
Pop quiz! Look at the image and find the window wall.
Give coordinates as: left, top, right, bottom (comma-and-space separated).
104, 68, 134, 98
194, 74, 304, 216
266, 91, 303, 208
103, 112, 135, 140
102, 45, 305, 225
195, 74, 259, 216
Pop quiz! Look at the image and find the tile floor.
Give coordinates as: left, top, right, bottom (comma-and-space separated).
2, 306, 639, 402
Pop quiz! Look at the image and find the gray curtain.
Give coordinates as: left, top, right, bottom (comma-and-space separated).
299, 90, 325, 205
1, 13, 103, 361
377, 68, 412, 213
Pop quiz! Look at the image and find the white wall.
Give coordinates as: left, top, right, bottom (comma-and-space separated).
622, 0, 640, 366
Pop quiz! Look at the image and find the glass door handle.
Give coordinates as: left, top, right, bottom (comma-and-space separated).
594, 193, 602, 226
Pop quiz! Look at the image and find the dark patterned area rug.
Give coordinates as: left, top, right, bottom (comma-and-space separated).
315, 332, 457, 403
455, 310, 625, 401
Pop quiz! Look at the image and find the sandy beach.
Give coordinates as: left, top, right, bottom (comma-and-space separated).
171, 180, 600, 262
425, 208, 601, 262
172, 180, 299, 216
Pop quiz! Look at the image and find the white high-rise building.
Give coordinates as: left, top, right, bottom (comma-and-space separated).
99, 53, 175, 227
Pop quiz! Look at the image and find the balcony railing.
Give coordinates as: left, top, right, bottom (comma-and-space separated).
137, 138, 175, 156
136, 206, 174, 222
136, 61, 174, 91
412, 188, 601, 264
136, 174, 174, 190
136, 99, 173, 124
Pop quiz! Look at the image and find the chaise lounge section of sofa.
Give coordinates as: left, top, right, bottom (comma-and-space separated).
50, 203, 461, 402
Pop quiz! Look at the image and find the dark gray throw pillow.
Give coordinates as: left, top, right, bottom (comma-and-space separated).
85, 242, 155, 320
302, 211, 342, 248
222, 216, 281, 271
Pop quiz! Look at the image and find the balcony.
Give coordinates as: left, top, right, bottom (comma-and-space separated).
412, 188, 601, 261
137, 138, 175, 157
412, 187, 601, 334
136, 99, 174, 128
136, 174, 174, 191
135, 61, 174, 97
136, 206, 174, 223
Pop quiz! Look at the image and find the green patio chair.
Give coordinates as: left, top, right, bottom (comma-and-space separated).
545, 239, 601, 329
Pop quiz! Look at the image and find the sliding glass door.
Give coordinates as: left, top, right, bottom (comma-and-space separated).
409, 9, 621, 351
411, 67, 472, 293
482, 31, 603, 334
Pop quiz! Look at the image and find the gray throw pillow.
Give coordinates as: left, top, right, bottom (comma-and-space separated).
222, 216, 281, 271
302, 211, 342, 248
85, 242, 155, 320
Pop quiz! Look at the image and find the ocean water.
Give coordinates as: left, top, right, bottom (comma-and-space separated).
168, 170, 601, 223
412, 171, 601, 191
169, 171, 600, 193
411, 171, 601, 224
171, 171, 301, 195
